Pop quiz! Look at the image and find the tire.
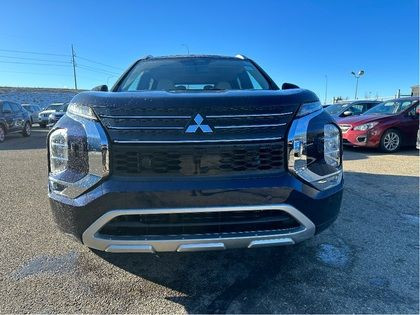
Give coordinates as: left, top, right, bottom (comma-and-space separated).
380, 129, 401, 153
40, 123, 47, 128
22, 122, 31, 137
0, 125, 5, 143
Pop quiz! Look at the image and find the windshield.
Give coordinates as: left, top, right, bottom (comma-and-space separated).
45, 104, 65, 111
117, 57, 272, 92
364, 100, 414, 115
325, 104, 348, 115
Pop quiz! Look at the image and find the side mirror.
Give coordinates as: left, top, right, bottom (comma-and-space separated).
92, 85, 108, 92
342, 110, 353, 117
282, 82, 300, 90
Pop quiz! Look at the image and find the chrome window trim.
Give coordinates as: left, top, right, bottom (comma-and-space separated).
82, 204, 316, 253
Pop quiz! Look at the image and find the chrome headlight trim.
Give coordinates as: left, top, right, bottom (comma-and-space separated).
48, 113, 109, 199
288, 109, 343, 191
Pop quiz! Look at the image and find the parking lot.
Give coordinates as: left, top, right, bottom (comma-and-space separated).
0, 127, 418, 313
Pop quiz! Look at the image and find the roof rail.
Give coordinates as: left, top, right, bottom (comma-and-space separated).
139, 55, 153, 60
235, 54, 247, 60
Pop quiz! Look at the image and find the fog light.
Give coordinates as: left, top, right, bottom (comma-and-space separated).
49, 129, 68, 174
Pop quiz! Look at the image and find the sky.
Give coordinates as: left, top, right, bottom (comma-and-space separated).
0, 0, 418, 102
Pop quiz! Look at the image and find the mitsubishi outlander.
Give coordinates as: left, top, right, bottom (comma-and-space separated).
47, 55, 343, 253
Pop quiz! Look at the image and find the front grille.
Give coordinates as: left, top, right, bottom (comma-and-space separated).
98, 210, 300, 239
112, 141, 284, 176
94, 101, 298, 143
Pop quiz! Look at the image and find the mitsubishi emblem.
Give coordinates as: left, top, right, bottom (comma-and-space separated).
185, 114, 213, 133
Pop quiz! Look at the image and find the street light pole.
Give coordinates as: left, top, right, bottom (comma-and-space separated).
351, 70, 365, 100
324, 74, 328, 105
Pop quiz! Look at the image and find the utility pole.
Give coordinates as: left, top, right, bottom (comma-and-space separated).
71, 44, 78, 90
181, 44, 190, 55
324, 75, 328, 105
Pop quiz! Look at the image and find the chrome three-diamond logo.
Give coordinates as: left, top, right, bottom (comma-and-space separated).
185, 114, 213, 133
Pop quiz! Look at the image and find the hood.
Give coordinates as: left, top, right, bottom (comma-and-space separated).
70, 89, 319, 143
40, 110, 56, 115
337, 113, 391, 125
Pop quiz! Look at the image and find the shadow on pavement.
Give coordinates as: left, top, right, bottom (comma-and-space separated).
343, 146, 418, 161
87, 170, 419, 313
93, 245, 307, 313
0, 127, 48, 151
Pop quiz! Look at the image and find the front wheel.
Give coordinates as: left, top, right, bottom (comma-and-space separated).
22, 122, 31, 137
380, 129, 401, 153
0, 125, 5, 142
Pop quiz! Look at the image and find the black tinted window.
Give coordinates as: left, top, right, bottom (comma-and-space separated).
117, 57, 272, 92
2, 103, 12, 113
10, 102, 21, 112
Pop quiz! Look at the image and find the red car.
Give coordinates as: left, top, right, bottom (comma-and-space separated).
337, 97, 419, 152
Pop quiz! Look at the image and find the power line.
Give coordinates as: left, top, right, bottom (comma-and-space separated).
76, 55, 123, 71
0, 69, 71, 77
0, 48, 70, 57
0, 54, 71, 64
0, 60, 71, 67
77, 64, 120, 76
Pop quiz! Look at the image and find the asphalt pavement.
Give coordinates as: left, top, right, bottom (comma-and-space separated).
0, 127, 418, 313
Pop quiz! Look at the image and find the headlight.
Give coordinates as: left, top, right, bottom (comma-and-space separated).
48, 114, 109, 199
288, 108, 342, 191
324, 124, 341, 168
296, 101, 323, 117
49, 129, 68, 174
353, 121, 378, 131
67, 103, 97, 120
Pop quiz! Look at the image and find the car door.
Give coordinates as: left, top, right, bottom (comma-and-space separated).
9, 102, 25, 131
398, 102, 418, 145
2, 102, 16, 131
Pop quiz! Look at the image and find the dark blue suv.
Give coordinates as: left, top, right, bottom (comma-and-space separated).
0, 101, 31, 142
48, 55, 343, 253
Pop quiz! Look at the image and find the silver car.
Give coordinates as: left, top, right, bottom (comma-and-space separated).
38, 103, 67, 128
22, 104, 41, 125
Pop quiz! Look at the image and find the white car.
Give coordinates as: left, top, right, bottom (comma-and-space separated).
38, 103, 67, 128
22, 104, 42, 125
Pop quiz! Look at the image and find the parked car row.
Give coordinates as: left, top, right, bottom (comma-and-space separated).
333, 97, 419, 152
0, 100, 69, 142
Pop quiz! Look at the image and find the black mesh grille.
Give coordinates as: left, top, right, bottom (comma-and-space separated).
112, 142, 284, 176
98, 210, 300, 238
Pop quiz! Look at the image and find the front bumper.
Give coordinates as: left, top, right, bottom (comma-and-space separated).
342, 129, 381, 147
49, 173, 343, 253
39, 116, 49, 124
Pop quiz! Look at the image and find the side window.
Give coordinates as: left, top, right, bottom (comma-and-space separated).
2, 103, 12, 113
400, 101, 413, 111
10, 103, 21, 113
348, 104, 364, 114
407, 104, 419, 117
246, 72, 264, 89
